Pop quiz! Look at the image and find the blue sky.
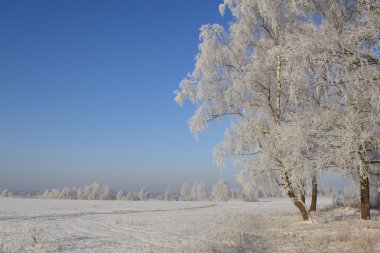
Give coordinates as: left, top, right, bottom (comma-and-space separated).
0, 0, 242, 192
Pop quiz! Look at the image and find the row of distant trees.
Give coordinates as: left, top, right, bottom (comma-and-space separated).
51, 180, 337, 202
39, 182, 151, 201
41, 182, 119, 200
30, 180, 272, 202
38, 181, 246, 202
180, 180, 258, 202
2, 182, 373, 205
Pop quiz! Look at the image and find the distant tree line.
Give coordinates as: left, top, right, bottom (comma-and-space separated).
31, 180, 261, 201
5, 180, 378, 207
41, 182, 118, 200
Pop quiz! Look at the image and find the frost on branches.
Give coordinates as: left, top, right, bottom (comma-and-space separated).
42, 182, 116, 200
180, 182, 207, 201
285, 0, 380, 220
175, 0, 379, 221
180, 182, 192, 201
176, 0, 312, 221
212, 180, 230, 202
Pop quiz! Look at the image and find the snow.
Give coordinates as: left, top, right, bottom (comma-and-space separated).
1, 197, 379, 253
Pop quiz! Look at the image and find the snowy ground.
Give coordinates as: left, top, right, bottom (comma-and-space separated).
0, 197, 379, 253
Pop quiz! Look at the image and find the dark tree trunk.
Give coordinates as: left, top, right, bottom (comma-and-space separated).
358, 150, 370, 220
309, 175, 317, 212
360, 172, 370, 220
300, 180, 305, 204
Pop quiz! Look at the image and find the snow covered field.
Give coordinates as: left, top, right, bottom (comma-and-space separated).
0, 197, 379, 253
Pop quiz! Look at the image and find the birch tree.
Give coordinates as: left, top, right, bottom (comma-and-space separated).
286, 0, 380, 219
176, 0, 313, 220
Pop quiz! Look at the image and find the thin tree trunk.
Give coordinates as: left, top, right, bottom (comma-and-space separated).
300, 180, 305, 204
309, 175, 317, 212
358, 150, 370, 220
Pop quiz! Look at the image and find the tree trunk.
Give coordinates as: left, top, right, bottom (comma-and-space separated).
358, 150, 370, 220
287, 188, 310, 221
360, 172, 370, 220
300, 180, 305, 204
309, 175, 317, 212
283, 172, 310, 221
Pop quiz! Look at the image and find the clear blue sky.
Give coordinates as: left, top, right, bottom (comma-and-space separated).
0, 0, 242, 192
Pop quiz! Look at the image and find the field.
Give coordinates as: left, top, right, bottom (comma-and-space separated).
0, 197, 379, 253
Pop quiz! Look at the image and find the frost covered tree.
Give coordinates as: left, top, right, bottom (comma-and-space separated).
82, 182, 116, 200
155, 186, 172, 201
176, 0, 314, 220
42, 188, 62, 199
60, 187, 77, 199
164, 186, 172, 201
116, 191, 124, 200
191, 181, 206, 201
240, 180, 257, 202
212, 180, 230, 201
138, 187, 149, 201
100, 186, 115, 200
281, 105, 325, 211
42, 182, 116, 200
180, 182, 192, 201
286, 0, 380, 219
